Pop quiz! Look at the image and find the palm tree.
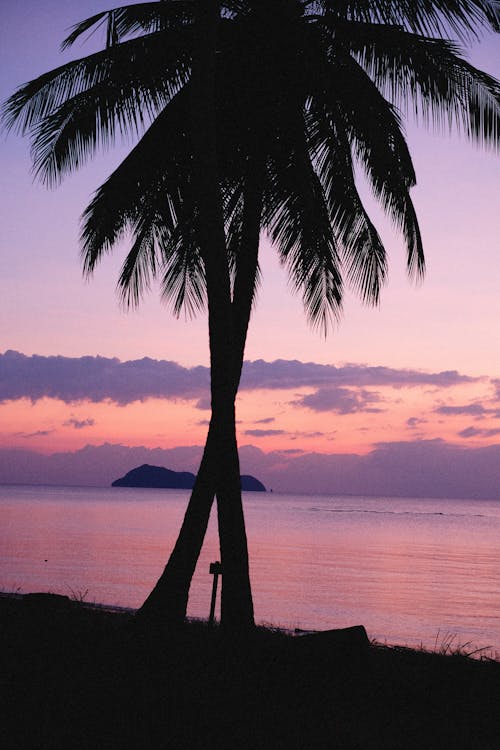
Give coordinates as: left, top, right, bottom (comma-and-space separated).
4, 1, 499, 629
4, 0, 255, 629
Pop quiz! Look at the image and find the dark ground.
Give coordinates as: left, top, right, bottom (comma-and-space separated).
2, 593, 499, 750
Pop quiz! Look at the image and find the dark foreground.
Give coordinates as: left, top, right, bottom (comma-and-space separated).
2, 594, 499, 750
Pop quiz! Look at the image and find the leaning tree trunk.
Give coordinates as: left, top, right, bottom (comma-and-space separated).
138, 181, 261, 625
191, 0, 253, 629
138, 0, 258, 630
138, 419, 217, 625
215, 153, 263, 628
137, 167, 263, 627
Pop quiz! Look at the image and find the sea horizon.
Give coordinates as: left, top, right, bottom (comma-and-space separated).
2, 484, 499, 655
2, 480, 499, 504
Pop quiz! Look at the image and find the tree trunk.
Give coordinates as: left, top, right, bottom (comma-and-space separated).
137, 420, 217, 625
138, 0, 260, 630
138, 162, 262, 626
190, 0, 253, 630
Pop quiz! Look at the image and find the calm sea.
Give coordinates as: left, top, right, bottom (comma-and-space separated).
1, 485, 499, 654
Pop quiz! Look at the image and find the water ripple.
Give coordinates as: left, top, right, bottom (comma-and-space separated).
309, 507, 485, 518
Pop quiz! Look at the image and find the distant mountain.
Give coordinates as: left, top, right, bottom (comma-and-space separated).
112, 464, 266, 492
112, 464, 195, 489
239, 474, 266, 492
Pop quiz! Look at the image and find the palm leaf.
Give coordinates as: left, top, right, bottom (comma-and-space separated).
81, 88, 190, 275
80, 84, 206, 318
264, 108, 343, 333
61, 2, 194, 50
316, 1, 500, 39
228, 174, 263, 324
333, 21, 500, 148
307, 101, 388, 305
2, 29, 190, 137
117, 216, 162, 307
160, 220, 206, 318
30, 82, 166, 186
329, 53, 425, 280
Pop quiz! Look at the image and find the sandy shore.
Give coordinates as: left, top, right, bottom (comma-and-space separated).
2, 592, 499, 749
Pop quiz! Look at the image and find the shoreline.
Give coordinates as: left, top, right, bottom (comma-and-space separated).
2, 480, 500, 503
2, 590, 498, 659
2, 591, 499, 749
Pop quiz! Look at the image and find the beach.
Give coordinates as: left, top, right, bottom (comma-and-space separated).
2, 485, 499, 653
3, 485, 500, 747
2, 591, 499, 750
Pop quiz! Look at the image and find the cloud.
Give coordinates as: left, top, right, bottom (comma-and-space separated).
63, 418, 95, 430
240, 359, 477, 391
194, 397, 211, 411
253, 417, 275, 424
244, 429, 286, 437
458, 426, 500, 439
407, 417, 427, 429
294, 387, 382, 414
293, 431, 325, 438
15, 430, 54, 439
0, 443, 205, 487
493, 379, 500, 400
435, 403, 487, 416
243, 428, 327, 440
435, 403, 500, 421
0, 350, 210, 405
0, 350, 481, 406
1, 439, 499, 499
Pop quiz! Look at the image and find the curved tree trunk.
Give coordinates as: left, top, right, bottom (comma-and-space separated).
138, 420, 217, 624
138, 0, 261, 630
138, 164, 263, 628
216, 156, 263, 628
190, 0, 254, 629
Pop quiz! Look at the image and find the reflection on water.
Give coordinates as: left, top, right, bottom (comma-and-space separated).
1, 485, 499, 653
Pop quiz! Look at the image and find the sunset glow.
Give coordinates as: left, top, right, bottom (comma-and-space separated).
0, 1, 499, 499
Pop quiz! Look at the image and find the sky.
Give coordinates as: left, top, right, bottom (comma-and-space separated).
0, 1, 499, 497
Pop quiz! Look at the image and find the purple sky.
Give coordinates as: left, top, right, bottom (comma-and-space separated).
0, 2, 499, 497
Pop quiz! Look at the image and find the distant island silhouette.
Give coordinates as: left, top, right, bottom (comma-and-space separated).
112, 464, 266, 492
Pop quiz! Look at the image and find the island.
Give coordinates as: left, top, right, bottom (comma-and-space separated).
112, 464, 266, 492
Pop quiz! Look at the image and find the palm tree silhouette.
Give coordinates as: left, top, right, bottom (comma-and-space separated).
4, 1, 499, 629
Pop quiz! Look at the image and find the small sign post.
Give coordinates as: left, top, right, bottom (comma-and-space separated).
208, 561, 222, 626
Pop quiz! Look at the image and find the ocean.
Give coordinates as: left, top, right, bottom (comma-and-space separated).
1, 484, 499, 654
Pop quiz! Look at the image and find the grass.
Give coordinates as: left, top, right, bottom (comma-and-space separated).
1, 592, 499, 750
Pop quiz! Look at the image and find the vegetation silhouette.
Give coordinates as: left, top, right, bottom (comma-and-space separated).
2, 592, 500, 750
111, 463, 266, 490
3, 1, 499, 631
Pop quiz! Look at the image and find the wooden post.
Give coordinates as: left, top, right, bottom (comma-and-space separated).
208, 561, 222, 626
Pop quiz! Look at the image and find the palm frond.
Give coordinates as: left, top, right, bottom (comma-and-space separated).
329, 54, 425, 280
117, 199, 206, 317
160, 221, 206, 318
81, 88, 190, 277
80, 82, 206, 318
117, 216, 162, 308
2, 29, 190, 137
264, 111, 343, 333
115, 181, 205, 315
316, 1, 500, 39
61, 2, 194, 50
224, 184, 245, 297
334, 21, 500, 148
226, 175, 263, 321
307, 103, 387, 305
30, 82, 166, 186
61, 11, 110, 50
159, 157, 207, 318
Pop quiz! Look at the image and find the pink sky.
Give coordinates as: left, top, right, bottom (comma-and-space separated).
0, 2, 499, 497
